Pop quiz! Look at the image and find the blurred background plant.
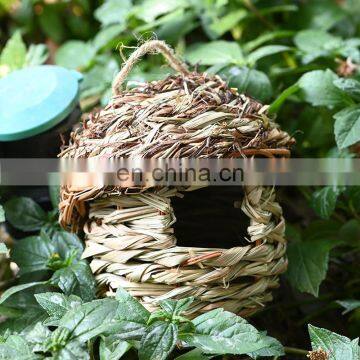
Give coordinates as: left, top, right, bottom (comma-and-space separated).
1, 0, 360, 357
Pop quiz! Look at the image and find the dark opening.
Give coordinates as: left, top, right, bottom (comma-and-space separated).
171, 186, 250, 249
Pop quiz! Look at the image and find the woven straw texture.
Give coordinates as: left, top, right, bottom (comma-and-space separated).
59, 41, 294, 317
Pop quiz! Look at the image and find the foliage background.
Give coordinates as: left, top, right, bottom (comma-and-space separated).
1, 0, 360, 358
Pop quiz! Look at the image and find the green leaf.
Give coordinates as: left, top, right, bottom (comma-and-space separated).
185, 41, 243, 66
50, 260, 96, 301
333, 78, 360, 102
286, 239, 339, 296
12, 235, 54, 274
4, 197, 47, 232
99, 337, 131, 360
175, 349, 211, 360
25, 44, 48, 67
105, 288, 150, 340
52, 231, 83, 260
218, 66, 272, 102
0, 282, 45, 305
55, 41, 95, 71
308, 324, 360, 360
52, 339, 89, 359
337, 300, 360, 314
159, 297, 194, 316
181, 308, 276, 355
92, 24, 125, 51
35, 292, 82, 321
247, 45, 291, 64
80, 57, 119, 99
0, 334, 40, 359
294, 30, 342, 63
0, 305, 23, 318
59, 298, 120, 342
25, 322, 51, 352
0, 31, 26, 72
95, 0, 132, 26
311, 186, 342, 219
135, 0, 186, 23
334, 105, 360, 149
298, 70, 351, 108
339, 219, 360, 247
139, 322, 178, 360
207, 9, 247, 38
247, 335, 284, 358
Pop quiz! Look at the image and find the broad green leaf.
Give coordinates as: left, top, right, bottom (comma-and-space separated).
80, 57, 119, 99
99, 337, 131, 360
105, 288, 150, 340
308, 324, 360, 360
207, 9, 247, 38
0, 305, 23, 318
175, 349, 211, 360
135, 0, 186, 23
35, 292, 82, 320
286, 239, 339, 296
38, 5, 65, 43
181, 308, 276, 355
53, 339, 89, 360
311, 186, 342, 219
139, 322, 178, 360
50, 260, 96, 301
52, 231, 83, 260
247, 335, 284, 358
55, 41, 95, 71
159, 297, 194, 316
339, 219, 360, 247
298, 70, 351, 108
294, 30, 342, 63
185, 41, 243, 66
25, 322, 51, 352
4, 197, 47, 232
0, 31, 26, 72
92, 24, 125, 51
0, 282, 45, 305
294, 1, 345, 31
25, 44, 48, 67
0, 334, 40, 359
333, 78, 360, 102
337, 300, 360, 314
334, 105, 360, 149
95, 0, 132, 26
59, 298, 120, 342
12, 235, 54, 274
218, 66, 272, 102
247, 45, 291, 64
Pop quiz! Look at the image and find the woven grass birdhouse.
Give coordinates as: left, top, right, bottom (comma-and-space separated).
59, 41, 294, 317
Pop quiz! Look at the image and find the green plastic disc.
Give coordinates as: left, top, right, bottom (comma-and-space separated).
0, 65, 82, 141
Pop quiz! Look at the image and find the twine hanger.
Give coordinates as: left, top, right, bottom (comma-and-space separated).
112, 40, 190, 96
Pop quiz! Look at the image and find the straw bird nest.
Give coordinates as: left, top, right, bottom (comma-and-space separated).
59, 41, 294, 317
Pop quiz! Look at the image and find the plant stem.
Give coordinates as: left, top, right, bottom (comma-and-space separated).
284, 346, 308, 356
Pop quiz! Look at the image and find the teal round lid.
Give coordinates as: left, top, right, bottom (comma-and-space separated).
0, 65, 82, 141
